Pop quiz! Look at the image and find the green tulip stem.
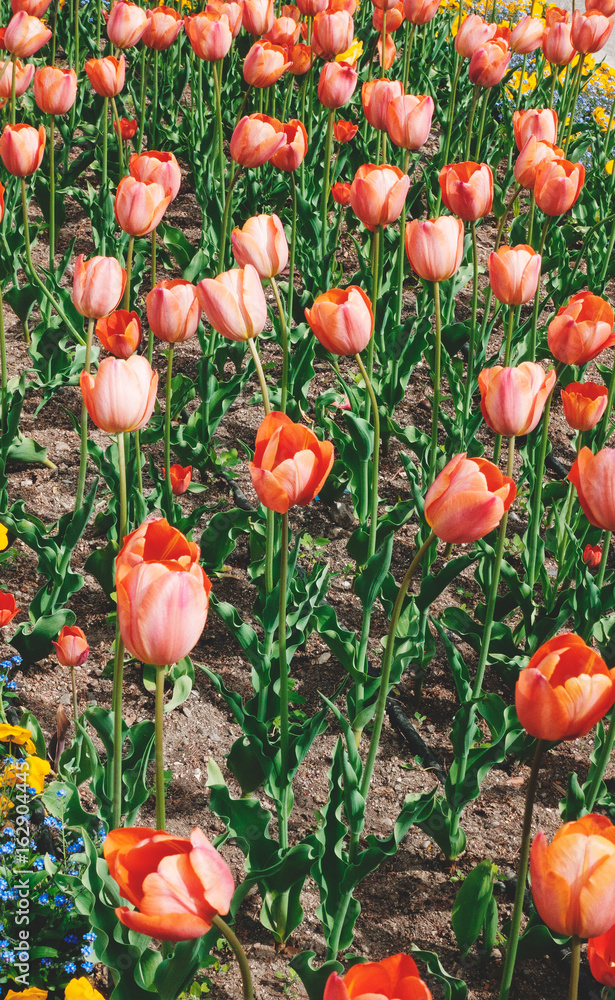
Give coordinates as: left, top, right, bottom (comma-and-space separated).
463, 222, 480, 422
355, 352, 379, 561
494, 184, 522, 251
464, 85, 480, 161
563, 56, 585, 154
101, 97, 108, 255
75, 318, 95, 512
219, 165, 242, 274
435, 56, 463, 215
548, 63, 558, 110
51, 0, 58, 62
9, 54, 16, 126
287, 173, 297, 326
528, 217, 550, 362
498, 739, 545, 1000
270, 276, 288, 414
278, 510, 290, 850
212, 60, 225, 210
367, 224, 381, 386
402, 22, 415, 94
151, 50, 159, 151
474, 87, 489, 161
585, 702, 615, 814
0, 285, 6, 437
49, 116, 55, 270
247, 337, 271, 416
164, 344, 174, 519
597, 531, 612, 588
395, 150, 411, 325
155, 662, 166, 830
70, 666, 78, 722
321, 110, 335, 260
380, 9, 387, 76
568, 937, 581, 1000
526, 369, 562, 588
212, 916, 254, 1000
111, 430, 128, 830
137, 48, 152, 155
503, 303, 516, 368
134, 428, 143, 497
429, 281, 442, 481
516, 53, 529, 112
123, 235, 134, 312
146, 230, 157, 364
111, 98, 125, 178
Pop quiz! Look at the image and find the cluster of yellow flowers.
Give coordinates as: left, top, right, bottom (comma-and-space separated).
0, 723, 50, 817
6, 978, 105, 1000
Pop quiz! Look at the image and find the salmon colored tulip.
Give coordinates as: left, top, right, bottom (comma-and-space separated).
270, 118, 307, 171
85, 54, 126, 97
324, 955, 432, 1000
231, 212, 288, 278
405, 216, 464, 282
510, 15, 544, 52
531, 814, 615, 938
454, 14, 496, 57
318, 60, 358, 108
207, 0, 243, 37
142, 6, 183, 49
569, 447, 615, 531
264, 15, 300, 47
583, 543, 603, 569
377, 34, 396, 69
0, 122, 45, 176
96, 309, 142, 358
589, 924, 615, 986
34, 66, 77, 115
114, 176, 171, 237
295, 0, 327, 14
11, 0, 52, 16
80, 356, 158, 434
478, 363, 556, 437
146, 279, 201, 343
114, 116, 138, 140
169, 464, 192, 495
386, 93, 433, 149
424, 452, 516, 543
240, 0, 274, 34
107, 1, 148, 48
0, 58, 32, 100
372, 0, 399, 10
542, 20, 576, 64
350, 163, 409, 228
4, 11, 50, 55
332, 180, 351, 204
243, 40, 291, 87
548, 291, 615, 365
514, 137, 563, 189
230, 113, 286, 166
534, 155, 584, 214
130, 150, 181, 201
373, 3, 404, 32
288, 42, 313, 74
488, 244, 541, 305
438, 161, 493, 221
571, 8, 614, 51
104, 826, 233, 941
115, 519, 211, 666
588, 0, 615, 17
469, 37, 511, 86
184, 12, 232, 60
312, 10, 354, 58
334, 119, 358, 142
0, 593, 19, 627
197, 264, 267, 341
545, 6, 569, 27
248, 411, 334, 513
513, 108, 558, 150
561, 382, 608, 431
402, 0, 440, 22
52, 625, 89, 667
362, 78, 404, 131
72, 254, 126, 319
305, 285, 374, 355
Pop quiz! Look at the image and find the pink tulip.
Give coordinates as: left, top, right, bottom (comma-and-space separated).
196, 265, 268, 341
80, 355, 158, 434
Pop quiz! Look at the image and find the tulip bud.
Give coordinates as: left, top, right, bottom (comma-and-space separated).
569, 447, 615, 531
4, 11, 51, 56
114, 116, 138, 141
197, 265, 267, 341
488, 244, 541, 305
52, 625, 89, 667
129, 150, 181, 201
270, 118, 307, 171
561, 381, 609, 431
377, 34, 396, 69
548, 291, 615, 365
288, 43, 313, 74
324, 955, 433, 1000
331, 181, 351, 204
514, 137, 563, 189
142, 6, 183, 49
264, 15, 300, 47
362, 78, 404, 131
312, 9, 354, 58
72, 254, 127, 319
334, 119, 358, 142
230, 113, 286, 167
513, 108, 558, 150
583, 544, 603, 569
169, 464, 192, 495
542, 20, 576, 64
184, 11, 232, 60
438, 161, 493, 221
107, 1, 148, 48
0, 59, 33, 101
405, 216, 464, 282
231, 213, 288, 278
587, 0, 615, 16
478, 362, 556, 437
306, 285, 373, 356
114, 176, 172, 237
146, 279, 201, 343
11, 0, 52, 17
85, 54, 126, 97
243, 40, 292, 87
373, 3, 404, 31
295, 0, 327, 14
455, 13, 496, 57
80, 355, 158, 434
469, 37, 511, 86
534, 156, 585, 215
96, 309, 142, 358
424, 452, 516, 543
402, 0, 440, 22
0, 122, 45, 176
571, 8, 614, 52
240, 0, 274, 34
318, 60, 358, 109
0, 593, 19, 626
34, 65, 77, 115
207, 0, 243, 36
249, 411, 334, 513
350, 163, 409, 228
510, 15, 544, 52
386, 93, 433, 149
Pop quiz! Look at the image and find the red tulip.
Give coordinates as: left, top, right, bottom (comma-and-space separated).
230, 113, 286, 167
0, 122, 44, 176
52, 625, 89, 667
424, 452, 516, 543
583, 543, 603, 569
571, 8, 614, 52
129, 150, 181, 201
468, 37, 511, 86
478, 363, 556, 437
334, 119, 358, 142
85, 54, 126, 97
72, 254, 127, 319
96, 309, 142, 358
547, 291, 615, 365
589, 924, 615, 986
33, 66, 77, 115
80, 356, 158, 434
331, 180, 351, 204
510, 15, 544, 52
513, 108, 558, 150
231, 213, 288, 278
362, 78, 404, 131
488, 244, 541, 305
243, 40, 291, 87
324, 955, 432, 1000
114, 116, 138, 141
249, 412, 334, 513
438, 161, 493, 221
184, 12, 232, 60
114, 176, 171, 237
0, 593, 19, 627
386, 93, 433, 149
534, 156, 584, 214
454, 14, 496, 57
318, 60, 358, 109
142, 6, 183, 50
305, 285, 374, 355
288, 42, 313, 74
197, 264, 267, 341
270, 118, 307, 171
311, 9, 354, 58
107, 1, 148, 48
569, 447, 615, 531
169, 464, 192, 495
350, 163, 409, 228
4, 11, 50, 56
561, 381, 608, 432
146, 279, 201, 344
405, 216, 464, 282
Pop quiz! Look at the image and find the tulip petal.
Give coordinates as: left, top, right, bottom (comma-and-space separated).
115, 904, 211, 941
515, 667, 571, 740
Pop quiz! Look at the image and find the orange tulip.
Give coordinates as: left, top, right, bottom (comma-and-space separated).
288, 42, 313, 74
534, 156, 584, 214
107, 1, 148, 48
373, 3, 404, 31
34, 66, 77, 115
561, 382, 608, 431
318, 60, 358, 109
84, 54, 126, 97
114, 116, 138, 140
96, 309, 142, 358
0, 58, 32, 100
510, 15, 544, 52
104, 826, 233, 941
270, 118, 307, 171
249, 411, 334, 513
332, 180, 351, 204
243, 40, 291, 87
386, 94, 433, 149
130, 150, 181, 201
545, 6, 569, 27
362, 78, 404, 131
115, 518, 211, 666
324, 955, 432, 1000
0, 593, 19, 627
531, 814, 615, 938
72, 254, 127, 319
424, 452, 516, 543
114, 176, 171, 237
231, 212, 288, 278
334, 119, 358, 142
349, 163, 409, 228
52, 625, 89, 667
488, 244, 541, 305
196, 264, 267, 341
589, 0, 615, 17
514, 137, 563, 189
230, 113, 286, 166
295, 0, 327, 14
513, 108, 558, 150
542, 19, 576, 64
142, 6, 183, 49
468, 37, 511, 86
240, 0, 274, 34
146, 279, 201, 343
571, 8, 614, 51
207, 0, 243, 36
80, 356, 158, 434
438, 161, 493, 221
589, 925, 615, 987
377, 34, 396, 69
184, 12, 232, 60
4, 11, 50, 55
583, 543, 603, 569
0, 122, 45, 176
305, 285, 374, 355
11, 0, 52, 16
169, 464, 192, 495
547, 291, 615, 365
311, 9, 354, 58
405, 216, 464, 282
569, 447, 615, 531
478, 363, 556, 437
402, 0, 440, 23
454, 13, 496, 57
264, 15, 300, 46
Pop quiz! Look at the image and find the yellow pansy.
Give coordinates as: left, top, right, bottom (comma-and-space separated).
4, 756, 51, 794
0, 724, 36, 755
6, 988, 49, 1000
0, 524, 7, 551
606, 159, 613, 174
64, 978, 106, 1000
335, 38, 363, 64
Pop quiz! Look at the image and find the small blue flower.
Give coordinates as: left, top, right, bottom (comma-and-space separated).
67, 837, 84, 853
0, 878, 7, 890
67, 866, 79, 876
41, 958, 52, 967
64, 934, 79, 945
83, 931, 97, 942
44, 816, 62, 830
5, 681, 16, 691
0, 939, 9, 948
55, 789, 67, 799
1, 826, 15, 838
63, 961, 77, 974
39, 893, 50, 905
1, 950, 15, 962
1, 842, 14, 855
54, 893, 67, 906
80, 961, 94, 972
31, 858, 44, 871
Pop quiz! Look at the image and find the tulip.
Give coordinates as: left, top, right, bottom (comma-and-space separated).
334, 119, 358, 142
514, 137, 563, 189
0, 593, 19, 627
0, 58, 32, 100
0, 122, 44, 176
424, 452, 516, 543
288, 43, 313, 74
80, 356, 158, 434
243, 40, 291, 87
362, 78, 404, 131
305, 285, 374, 355
350, 163, 409, 228
584, 544, 603, 569
114, 176, 171, 237
377, 34, 396, 69
11, 0, 52, 16
52, 625, 89, 667
129, 150, 181, 201
588, 0, 615, 16
207, 0, 243, 36
373, 3, 404, 31
513, 108, 558, 150
510, 15, 544, 53
571, 8, 614, 51
107, 1, 148, 48
142, 6, 183, 50
240, 0, 274, 34
248, 411, 334, 513
84, 55, 126, 98
332, 180, 351, 204
231, 213, 288, 278
169, 464, 192, 495
230, 113, 286, 166
96, 309, 142, 358
318, 60, 358, 109
270, 118, 307, 171
405, 216, 464, 282
561, 381, 608, 431
72, 254, 127, 319
488, 244, 541, 305
589, 925, 615, 986
295, 0, 327, 14
104, 826, 233, 940
531, 814, 615, 938
184, 12, 232, 60
454, 14, 496, 57
547, 291, 615, 365
115, 518, 211, 666
438, 161, 493, 221
114, 116, 138, 141
264, 15, 300, 47
324, 955, 432, 1000
34, 66, 77, 115
569, 447, 615, 531
402, 0, 440, 22
542, 20, 576, 64
4, 11, 50, 56
312, 10, 354, 58
197, 264, 267, 341
478, 363, 556, 437
386, 94, 433, 149
534, 156, 584, 214
146, 279, 201, 343
469, 37, 511, 86
545, 6, 569, 27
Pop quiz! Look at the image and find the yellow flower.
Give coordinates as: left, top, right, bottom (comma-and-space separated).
4, 756, 51, 794
606, 159, 613, 174
0, 524, 7, 552
6, 989, 48, 1000
64, 979, 105, 1000
335, 38, 363, 64
0, 724, 36, 755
